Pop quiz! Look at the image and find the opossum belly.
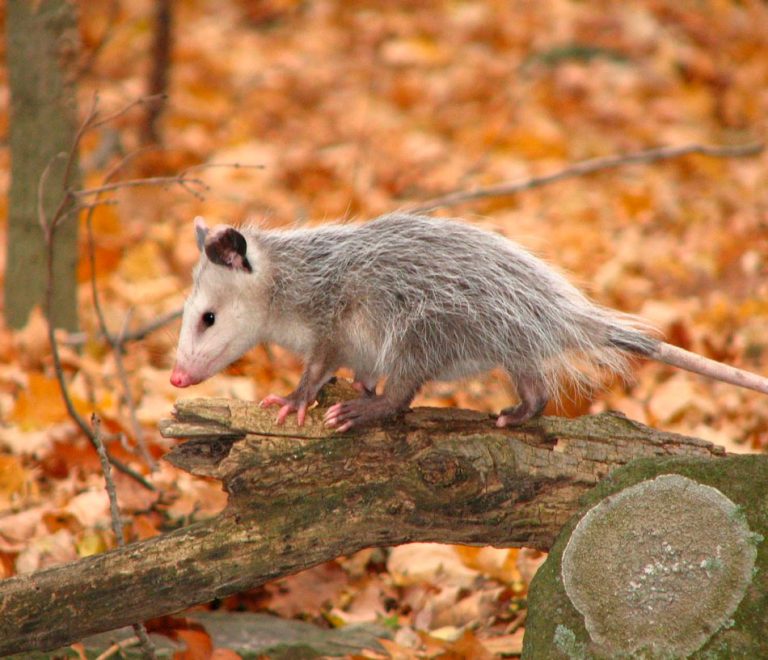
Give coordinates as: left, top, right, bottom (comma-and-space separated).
433, 358, 496, 382
344, 350, 381, 384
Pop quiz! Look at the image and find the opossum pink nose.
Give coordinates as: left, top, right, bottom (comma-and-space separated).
170, 365, 194, 388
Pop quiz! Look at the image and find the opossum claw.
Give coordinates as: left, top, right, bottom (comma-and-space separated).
324, 396, 400, 431
496, 399, 548, 427
260, 394, 309, 425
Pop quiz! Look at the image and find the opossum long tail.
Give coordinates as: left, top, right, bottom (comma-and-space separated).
610, 328, 768, 395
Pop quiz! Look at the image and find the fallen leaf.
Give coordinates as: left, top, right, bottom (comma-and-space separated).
0, 454, 29, 510
478, 629, 525, 656
265, 561, 349, 618
10, 373, 75, 430
388, 543, 479, 589
174, 629, 213, 660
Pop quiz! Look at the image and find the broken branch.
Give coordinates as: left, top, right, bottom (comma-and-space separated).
407, 142, 764, 213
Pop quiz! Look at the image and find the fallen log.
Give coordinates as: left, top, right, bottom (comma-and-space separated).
0, 387, 726, 654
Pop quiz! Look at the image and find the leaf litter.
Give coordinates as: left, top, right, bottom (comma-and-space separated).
1, 0, 768, 656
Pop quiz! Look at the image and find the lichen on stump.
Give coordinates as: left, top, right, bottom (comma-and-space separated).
523, 456, 768, 659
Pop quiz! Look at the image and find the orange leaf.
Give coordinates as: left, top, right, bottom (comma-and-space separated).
10, 373, 92, 430
210, 650, 241, 660
132, 514, 162, 540
174, 629, 213, 660
0, 455, 28, 509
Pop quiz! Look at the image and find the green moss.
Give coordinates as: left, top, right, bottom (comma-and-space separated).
553, 625, 589, 660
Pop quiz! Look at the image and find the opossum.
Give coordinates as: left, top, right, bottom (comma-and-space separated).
170, 213, 768, 432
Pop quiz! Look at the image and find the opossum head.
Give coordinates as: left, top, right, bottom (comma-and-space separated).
171, 217, 267, 388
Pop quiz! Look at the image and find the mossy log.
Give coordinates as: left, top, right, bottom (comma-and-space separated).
0, 385, 729, 654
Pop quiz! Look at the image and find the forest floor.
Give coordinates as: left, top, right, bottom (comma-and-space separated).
1, 0, 768, 657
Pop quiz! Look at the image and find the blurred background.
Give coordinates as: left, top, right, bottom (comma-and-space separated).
1, 0, 767, 656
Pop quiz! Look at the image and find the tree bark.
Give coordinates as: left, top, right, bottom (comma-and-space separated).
5, 0, 80, 330
0, 390, 726, 654
140, 0, 172, 145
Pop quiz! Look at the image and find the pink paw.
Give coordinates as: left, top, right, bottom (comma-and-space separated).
323, 402, 354, 432
259, 394, 309, 425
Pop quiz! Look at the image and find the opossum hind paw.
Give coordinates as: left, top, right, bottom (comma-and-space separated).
323, 396, 402, 432
496, 399, 548, 427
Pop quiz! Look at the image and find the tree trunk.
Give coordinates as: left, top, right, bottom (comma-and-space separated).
140, 0, 173, 145
0, 388, 730, 655
6, 0, 80, 330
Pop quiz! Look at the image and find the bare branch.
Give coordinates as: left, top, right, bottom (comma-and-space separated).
65, 308, 183, 349
36, 154, 65, 236
42, 295, 154, 489
45, 95, 101, 232
89, 93, 168, 131
121, 308, 182, 342
181, 161, 266, 174
84, 200, 157, 470
92, 414, 125, 541
73, 175, 208, 198
114, 312, 157, 469
406, 142, 765, 214
39, 104, 156, 490
92, 414, 157, 660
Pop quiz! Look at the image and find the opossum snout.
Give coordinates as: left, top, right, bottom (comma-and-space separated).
170, 364, 200, 388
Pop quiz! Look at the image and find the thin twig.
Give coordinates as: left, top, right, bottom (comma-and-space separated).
123, 308, 183, 342
181, 161, 266, 174
36, 154, 65, 236
42, 264, 154, 489
405, 141, 765, 213
92, 415, 125, 541
89, 93, 167, 131
46, 95, 100, 233
63, 308, 183, 348
73, 175, 207, 197
92, 415, 158, 660
85, 200, 157, 470
94, 636, 140, 660
37, 95, 155, 490
115, 312, 157, 469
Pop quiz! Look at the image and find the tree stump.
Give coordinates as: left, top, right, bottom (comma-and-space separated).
523, 454, 768, 658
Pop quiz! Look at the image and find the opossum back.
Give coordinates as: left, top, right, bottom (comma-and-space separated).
260, 214, 649, 396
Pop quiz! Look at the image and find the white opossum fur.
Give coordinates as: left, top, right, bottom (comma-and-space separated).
171, 213, 768, 431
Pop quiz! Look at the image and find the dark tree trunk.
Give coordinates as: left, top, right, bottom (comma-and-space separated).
141, 0, 173, 145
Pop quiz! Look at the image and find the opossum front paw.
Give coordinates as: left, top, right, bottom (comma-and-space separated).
323, 396, 400, 432
260, 394, 310, 426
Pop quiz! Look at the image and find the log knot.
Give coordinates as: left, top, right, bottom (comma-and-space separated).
417, 452, 464, 488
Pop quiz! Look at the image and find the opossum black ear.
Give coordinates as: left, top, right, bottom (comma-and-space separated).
204, 226, 253, 273
194, 216, 208, 252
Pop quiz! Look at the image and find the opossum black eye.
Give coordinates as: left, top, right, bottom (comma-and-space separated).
202, 311, 216, 328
